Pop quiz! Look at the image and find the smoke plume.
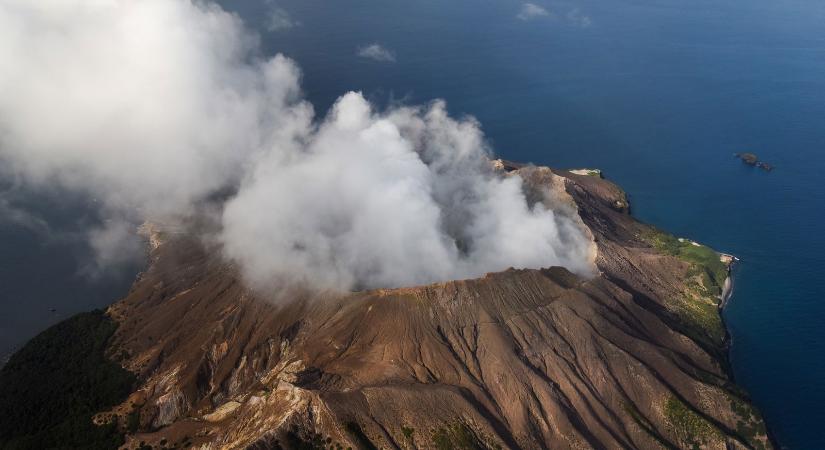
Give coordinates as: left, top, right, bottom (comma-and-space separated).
0, 0, 593, 291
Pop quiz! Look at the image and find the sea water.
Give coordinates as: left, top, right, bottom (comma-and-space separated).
2, 0, 823, 447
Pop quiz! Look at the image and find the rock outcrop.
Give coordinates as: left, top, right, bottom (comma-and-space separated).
95, 165, 771, 450
735, 153, 773, 172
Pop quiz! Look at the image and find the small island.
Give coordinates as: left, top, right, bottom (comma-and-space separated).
0, 164, 773, 450
735, 152, 774, 171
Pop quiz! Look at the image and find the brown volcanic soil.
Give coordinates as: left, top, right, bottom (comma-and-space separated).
100, 166, 771, 450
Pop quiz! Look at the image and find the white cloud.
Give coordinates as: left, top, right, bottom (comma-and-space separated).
0, 0, 308, 221
356, 43, 396, 62
0, 0, 311, 268
517, 3, 550, 21
567, 8, 592, 28
266, 6, 299, 31
0, 0, 593, 292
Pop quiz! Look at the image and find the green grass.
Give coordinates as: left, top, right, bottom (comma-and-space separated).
0, 310, 135, 449
645, 230, 728, 290
664, 396, 721, 448
671, 295, 726, 345
726, 392, 769, 450
644, 229, 731, 347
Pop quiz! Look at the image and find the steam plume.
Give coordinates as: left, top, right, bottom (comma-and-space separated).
0, 0, 593, 291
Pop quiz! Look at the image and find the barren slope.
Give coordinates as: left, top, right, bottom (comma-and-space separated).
96, 165, 771, 450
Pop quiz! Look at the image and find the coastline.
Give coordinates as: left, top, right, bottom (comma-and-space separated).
718, 255, 736, 349
719, 253, 738, 310
717, 255, 782, 450
720, 271, 734, 310
0, 166, 777, 449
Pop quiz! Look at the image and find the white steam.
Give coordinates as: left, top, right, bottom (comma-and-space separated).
0, 0, 593, 291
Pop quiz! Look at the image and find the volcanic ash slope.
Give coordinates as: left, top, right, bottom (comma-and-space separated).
101, 165, 772, 450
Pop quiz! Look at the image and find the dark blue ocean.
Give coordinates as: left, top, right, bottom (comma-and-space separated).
2, 0, 823, 447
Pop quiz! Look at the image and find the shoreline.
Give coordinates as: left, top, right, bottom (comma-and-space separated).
720, 273, 734, 310
719, 253, 738, 311
717, 257, 782, 450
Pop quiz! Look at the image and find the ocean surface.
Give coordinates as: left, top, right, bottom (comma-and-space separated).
2, 0, 824, 447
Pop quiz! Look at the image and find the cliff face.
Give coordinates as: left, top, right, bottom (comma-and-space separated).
97, 166, 771, 450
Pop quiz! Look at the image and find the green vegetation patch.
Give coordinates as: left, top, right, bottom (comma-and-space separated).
726, 392, 769, 450
645, 230, 728, 291
644, 229, 731, 347
664, 396, 721, 449
671, 295, 726, 345
0, 310, 135, 449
